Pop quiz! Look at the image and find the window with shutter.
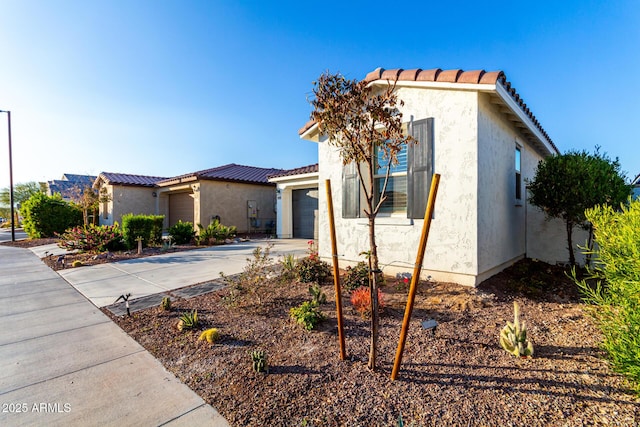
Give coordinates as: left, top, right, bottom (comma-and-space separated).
407, 118, 434, 219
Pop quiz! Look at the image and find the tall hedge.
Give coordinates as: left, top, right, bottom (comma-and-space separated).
20, 192, 83, 238
121, 213, 164, 249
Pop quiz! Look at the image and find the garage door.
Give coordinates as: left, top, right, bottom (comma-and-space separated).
292, 188, 318, 239
169, 192, 194, 227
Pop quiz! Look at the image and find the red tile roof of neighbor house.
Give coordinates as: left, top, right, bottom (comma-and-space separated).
298, 67, 556, 152
96, 172, 167, 187
156, 163, 284, 186
268, 163, 319, 179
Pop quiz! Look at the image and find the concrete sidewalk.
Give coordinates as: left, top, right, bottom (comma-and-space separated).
0, 245, 230, 426
48, 239, 308, 308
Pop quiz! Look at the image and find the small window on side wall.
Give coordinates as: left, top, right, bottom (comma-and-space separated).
515, 146, 522, 202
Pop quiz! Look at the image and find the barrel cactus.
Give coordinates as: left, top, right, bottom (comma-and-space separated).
500, 301, 534, 357
250, 349, 268, 373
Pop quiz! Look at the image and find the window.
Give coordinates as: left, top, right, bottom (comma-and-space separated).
342, 118, 434, 219
375, 145, 408, 214
515, 146, 522, 201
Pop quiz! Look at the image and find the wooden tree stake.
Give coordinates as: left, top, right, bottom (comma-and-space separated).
326, 179, 346, 360
391, 174, 441, 380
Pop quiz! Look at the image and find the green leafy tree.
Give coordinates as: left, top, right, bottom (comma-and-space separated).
0, 181, 44, 207
310, 71, 413, 370
527, 148, 630, 266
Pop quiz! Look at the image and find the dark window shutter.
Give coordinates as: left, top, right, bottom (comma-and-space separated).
407, 118, 434, 219
342, 161, 360, 218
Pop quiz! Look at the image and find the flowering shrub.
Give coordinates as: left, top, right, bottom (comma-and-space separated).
295, 240, 331, 283
57, 224, 124, 253
350, 286, 385, 318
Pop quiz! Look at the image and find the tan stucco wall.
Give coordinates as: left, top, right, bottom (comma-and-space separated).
196, 180, 277, 234
99, 184, 157, 226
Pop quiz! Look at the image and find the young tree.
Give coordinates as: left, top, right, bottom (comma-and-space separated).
310, 71, 414, 370
527, 148, 630, 266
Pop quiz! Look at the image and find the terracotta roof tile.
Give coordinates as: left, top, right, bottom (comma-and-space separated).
416, 68, 442, 81
458, 70, 485, 84
436, 69, 462, 82
268, 163, 319, 179
299, 67, 556, 152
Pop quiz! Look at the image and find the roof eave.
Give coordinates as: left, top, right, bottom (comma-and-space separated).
494, 83, 558, 156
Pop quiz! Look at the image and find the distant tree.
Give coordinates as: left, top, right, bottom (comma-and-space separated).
0, 181, 43, 207
527, 148, 630, 266
310, 71, 414, 370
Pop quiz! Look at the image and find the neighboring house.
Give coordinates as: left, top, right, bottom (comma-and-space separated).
268, 164, 319, 239
47, 173, 97, 201
632, 174, 640, 200
93, 172, 167, 226
94, 164, 283, 234
299, 67, 582, 286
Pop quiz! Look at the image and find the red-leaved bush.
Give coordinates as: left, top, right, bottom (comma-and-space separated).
350, 286, 385, 318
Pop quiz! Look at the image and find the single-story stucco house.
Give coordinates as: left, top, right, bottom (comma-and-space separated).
94, 164, 283, 234
297, 67, 583, 286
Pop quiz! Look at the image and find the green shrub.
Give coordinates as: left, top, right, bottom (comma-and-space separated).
573, 198, 640, 394
168, 220, 195, 245
289, 301, 325, 330
343, 261, 370, 292
121, 214, 164, 249
57, 224, 124, 252
20, 192, 83, 238
295, 240, 331, 284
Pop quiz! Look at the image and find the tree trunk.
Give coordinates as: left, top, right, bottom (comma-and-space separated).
367, 214, 379, 371
566, 219, 576, 266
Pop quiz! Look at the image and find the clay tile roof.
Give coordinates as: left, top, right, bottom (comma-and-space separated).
458, 70, 485, 84
299, 119, 316, 135
479, 71, 504, 84
436, 69, 462, 82
268, 163, 319, 179
98, 172, 167, 187
416, 68, 442, 81
158, 164, 284, 186
365, 67, 384, 83
399, 69, 421, 80
299, 67, 556, 152
381, 68, 402, 80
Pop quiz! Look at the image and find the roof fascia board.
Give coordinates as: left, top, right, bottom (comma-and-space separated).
494, 83, 558, 155
268, 172, 319, 184
369, 80, 496, 92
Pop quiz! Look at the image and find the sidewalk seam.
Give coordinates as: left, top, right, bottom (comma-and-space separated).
156, 403, 210, 426
0, 349, 147, 396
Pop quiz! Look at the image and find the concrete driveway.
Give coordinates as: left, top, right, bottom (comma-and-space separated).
46, 239, 309, 308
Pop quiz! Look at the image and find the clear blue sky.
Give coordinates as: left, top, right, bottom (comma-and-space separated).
0, 0, 638, 192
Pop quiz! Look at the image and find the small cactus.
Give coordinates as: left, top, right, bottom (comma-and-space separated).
160, 296, 171, 311
177, 310, 199, 331
500, 301, 534, 357
250, 349, 268, 373
198, 328, 219, 343
72, 260, 83, 268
